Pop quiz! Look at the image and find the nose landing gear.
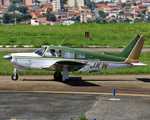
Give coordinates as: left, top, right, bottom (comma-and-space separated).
11, 68, 18, 81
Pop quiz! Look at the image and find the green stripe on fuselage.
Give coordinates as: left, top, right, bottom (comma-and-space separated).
46, 46, 126, 62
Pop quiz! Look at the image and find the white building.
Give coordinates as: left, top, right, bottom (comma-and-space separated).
25, 0, 49, 6
80, 12, 87, 23
63, 21, 76, 25
31, 19, 40, 26
90, 0, 113, 2
68, 0, 84, 7
142, 1, 150, 6
53, 0, 60, 11
0, 0, 10, 6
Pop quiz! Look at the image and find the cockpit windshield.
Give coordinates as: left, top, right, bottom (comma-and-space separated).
34, 47, 47, 56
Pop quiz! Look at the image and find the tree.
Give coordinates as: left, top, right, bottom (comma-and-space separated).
21, 14, 32, 21
142, 10, 147, 14
104, 1, 109, 5
3, 13, 32, 23
47, 8, 52, 13
17, 6, 28, 14
60, 0, 67, 9
7, 5, 17, 12
133, 2, 136, 6
137, 14, 144, 20
43, 13, 56, 21
126, 4, 131, 7
98, 11, 106, 18
87, 2, 96, 10
119, 11, 124, 15
2, 13, 15, 23
110, 19, 117, 23
75, 17, 80, 22
121, 3, 126, 8
87, 19, 93, 23
95, 18, 101, 23
3, 13, 11, 23
124, 18, 130, 23
84, 0, 90, 5
101, 19, 107, 24
134, 18, 142, 23
146, 18, 150, 23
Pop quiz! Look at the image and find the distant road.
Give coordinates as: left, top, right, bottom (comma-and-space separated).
0, 48, 150, 53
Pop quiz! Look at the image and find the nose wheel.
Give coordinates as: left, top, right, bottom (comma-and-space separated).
11, 68, 18, 81
11, 74, 18, 81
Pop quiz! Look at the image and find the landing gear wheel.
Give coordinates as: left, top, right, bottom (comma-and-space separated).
53, 72, 62, 80
11, 74, 18, 81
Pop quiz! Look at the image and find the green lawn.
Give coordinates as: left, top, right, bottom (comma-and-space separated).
0, 23, 150, 48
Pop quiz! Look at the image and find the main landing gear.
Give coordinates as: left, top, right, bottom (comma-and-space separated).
53, 72, 62, 80
11, 68, 18, 81
54, 65, 69, 82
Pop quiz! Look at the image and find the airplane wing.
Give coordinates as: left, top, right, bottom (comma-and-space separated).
42, 60, 86, 71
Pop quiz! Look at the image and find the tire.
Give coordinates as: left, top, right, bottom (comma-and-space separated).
53, 72, 62, 80
11, 74, 18, 81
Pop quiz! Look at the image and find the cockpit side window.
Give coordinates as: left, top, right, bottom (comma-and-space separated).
34, 47, 47, 56
45, 48, 62, 57
63, 51, 74, 58
77, 53, 85, 58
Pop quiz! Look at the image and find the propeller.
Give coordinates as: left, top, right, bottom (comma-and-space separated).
3, 54, 12, 61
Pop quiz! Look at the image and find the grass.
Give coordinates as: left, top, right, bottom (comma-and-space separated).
0, 52, 150, 75
71, 114, 88, 120
0, 23, 150, 48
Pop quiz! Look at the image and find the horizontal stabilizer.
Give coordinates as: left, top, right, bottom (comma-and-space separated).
131, 63, 147, 66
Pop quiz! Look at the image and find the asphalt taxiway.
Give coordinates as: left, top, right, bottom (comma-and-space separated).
0, 75, 150, 120
0, 75, 150, 94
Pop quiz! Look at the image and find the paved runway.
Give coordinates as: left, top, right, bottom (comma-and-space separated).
0, 75, 150, 120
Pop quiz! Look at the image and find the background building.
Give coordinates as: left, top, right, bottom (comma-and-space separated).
90, 0, 113, 2
24, 0, 49, 6
68, 0, 84, 7
53, 0, 60, 11
0, 0, 10, 6
24, 0, 33, 6
80, 12, 87, 23
39, 0, 48, 5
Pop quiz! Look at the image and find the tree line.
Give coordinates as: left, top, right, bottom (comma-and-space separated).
2, 5, 32, 23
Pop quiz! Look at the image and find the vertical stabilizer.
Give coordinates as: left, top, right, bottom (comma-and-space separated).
126, 35, 146, 63
115, 34, 146, 63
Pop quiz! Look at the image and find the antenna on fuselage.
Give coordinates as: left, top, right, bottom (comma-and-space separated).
59, 37, 66, 47
102, 45, 109, 54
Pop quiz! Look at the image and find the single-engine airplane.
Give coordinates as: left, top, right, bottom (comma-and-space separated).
3, 34, 147, 82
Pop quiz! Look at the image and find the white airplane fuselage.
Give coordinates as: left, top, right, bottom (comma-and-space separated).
10, 52, 133, 72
